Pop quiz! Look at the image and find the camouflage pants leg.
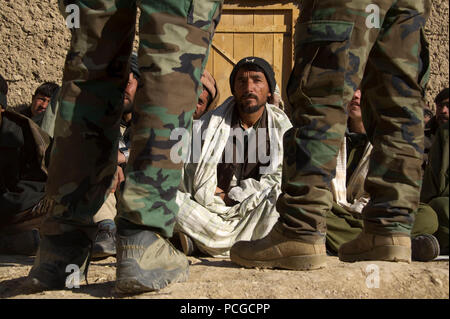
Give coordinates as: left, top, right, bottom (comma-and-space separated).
46, 0, 222, 238
276, 0, 430, 241
117, 0, 223, 238
46, 0, 138, 231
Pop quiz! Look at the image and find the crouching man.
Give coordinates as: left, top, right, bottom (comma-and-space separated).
174, 57, 292, 257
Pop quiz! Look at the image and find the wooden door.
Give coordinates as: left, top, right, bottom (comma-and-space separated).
205, 1, 299, 109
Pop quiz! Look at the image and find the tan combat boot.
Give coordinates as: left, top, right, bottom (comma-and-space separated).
230, 225, 327, 270
115, 228, 189, 293
338, 231, 411, 263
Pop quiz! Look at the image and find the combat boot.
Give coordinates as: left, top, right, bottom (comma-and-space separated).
230, 224, 327, 270
338, 231, 411, 263
178, 232, 197, 256
115, 227, 189, 294
92, 219, 117, 260
25, 221, 94, 291
411, 234, 440, 262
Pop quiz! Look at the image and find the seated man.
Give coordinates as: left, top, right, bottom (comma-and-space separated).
326, 89, 441, 261
174, 57, 292, 257
0, 74, 52, 255
15, 82, 59, 126
193, 69, 220, 120
424, 88, 449, 167
421, 122, 449, 255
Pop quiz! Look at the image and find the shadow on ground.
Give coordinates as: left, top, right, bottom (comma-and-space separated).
0, 276, 33, 298
0, 255, 34, 267
194, 257, 240, 269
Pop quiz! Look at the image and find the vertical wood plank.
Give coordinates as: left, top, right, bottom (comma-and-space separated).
282, 9, 294, 111
254, 10, 274, 71
272, 10, 285, 100
233, 10, 254, 61
206, 46, 213, 75
213, 10, 234, 104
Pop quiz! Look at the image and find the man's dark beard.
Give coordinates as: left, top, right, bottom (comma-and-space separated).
122, 96, 134, 114
237, 93, 265, 114
349, 100, 360, 108
438, 114, 449, 124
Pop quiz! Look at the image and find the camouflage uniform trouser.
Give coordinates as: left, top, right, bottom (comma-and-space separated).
45, 0, 222, 238
276, 0, 431, 241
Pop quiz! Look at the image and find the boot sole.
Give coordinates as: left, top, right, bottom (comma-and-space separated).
231, 252, 327, 271
23, 277, 55, 292
179, 232, 195, 256
339, 245, 411, 263
23, 273, 67, 292
116, 258, 189, 294
412, 234, 440, 262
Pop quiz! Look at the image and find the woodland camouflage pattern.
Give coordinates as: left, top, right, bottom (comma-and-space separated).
45, 0, 223, 237
276, 0, 431, 241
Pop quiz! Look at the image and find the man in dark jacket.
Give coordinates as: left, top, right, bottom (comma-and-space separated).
424, 88, 449, 169
15, 82, 59, 126
0, 74, 52, 255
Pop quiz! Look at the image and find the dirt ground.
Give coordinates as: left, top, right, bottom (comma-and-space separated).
0, 254, 448, 299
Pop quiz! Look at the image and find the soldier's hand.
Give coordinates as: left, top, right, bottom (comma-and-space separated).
215, 186, 225, 200
111, 166, 125, 193
118, 150, 126, 165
